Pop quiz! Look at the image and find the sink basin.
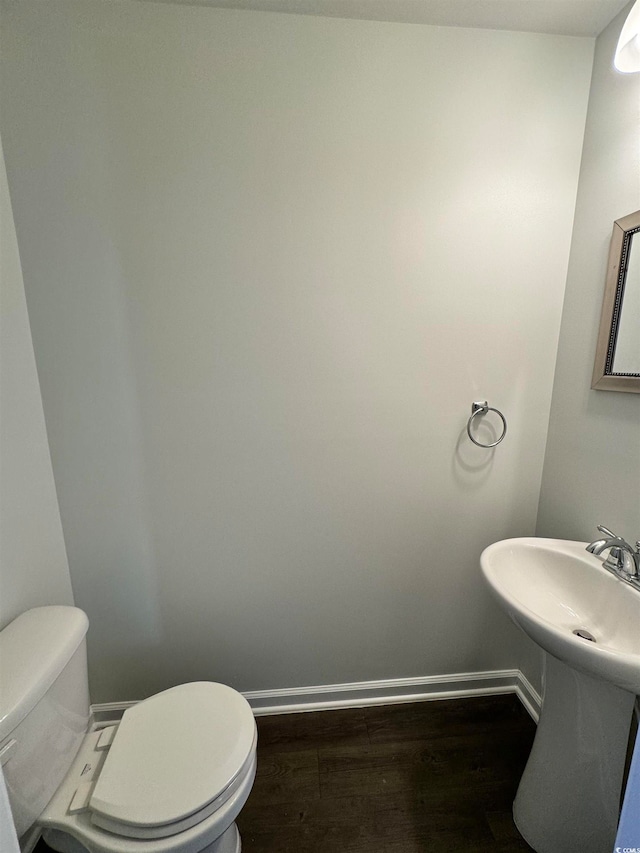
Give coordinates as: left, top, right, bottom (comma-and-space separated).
480, 537, 639, 853
481, 537, 640, 693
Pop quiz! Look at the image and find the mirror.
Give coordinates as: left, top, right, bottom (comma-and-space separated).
592, 210, 640, 393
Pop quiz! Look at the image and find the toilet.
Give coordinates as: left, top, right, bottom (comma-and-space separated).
0, 606, 257, 853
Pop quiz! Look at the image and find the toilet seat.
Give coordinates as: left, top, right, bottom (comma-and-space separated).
39, 682, 257, 852
90, 682, 256, 839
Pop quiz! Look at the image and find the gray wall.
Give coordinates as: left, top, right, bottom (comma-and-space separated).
1, 0, 593, 702
537, 7, 640, 544
0, 136, 73, 626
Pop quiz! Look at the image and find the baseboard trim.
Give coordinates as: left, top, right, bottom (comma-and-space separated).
514, 671, 542, 723
91, 669, 541, 724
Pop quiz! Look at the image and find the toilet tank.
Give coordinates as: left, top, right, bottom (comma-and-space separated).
0, 607, 90, 840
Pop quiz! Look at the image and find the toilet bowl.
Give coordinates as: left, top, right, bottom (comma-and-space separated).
0, 607, 257, 853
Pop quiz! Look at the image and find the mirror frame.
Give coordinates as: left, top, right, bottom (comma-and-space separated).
592, 209, 640, 393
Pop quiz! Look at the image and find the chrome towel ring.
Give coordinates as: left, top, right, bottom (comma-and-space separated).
466, 401, 507, 448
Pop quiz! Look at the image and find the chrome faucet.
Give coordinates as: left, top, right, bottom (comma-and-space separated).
586, 525, 640, 588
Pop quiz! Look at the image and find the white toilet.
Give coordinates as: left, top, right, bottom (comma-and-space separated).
0, 606, 257, 853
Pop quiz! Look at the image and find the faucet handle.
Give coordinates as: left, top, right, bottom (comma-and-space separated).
597, 524, 618, 539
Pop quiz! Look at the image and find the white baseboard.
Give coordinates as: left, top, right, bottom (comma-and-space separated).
91, 668, 541, 724
244, 669, 542, 720
514, 671, 542, 723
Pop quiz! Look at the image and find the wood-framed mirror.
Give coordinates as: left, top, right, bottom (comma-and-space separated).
592, 209, 640, 393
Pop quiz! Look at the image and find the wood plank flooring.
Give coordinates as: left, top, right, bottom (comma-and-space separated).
35, 694, 536, 853
237, 694, 536, 852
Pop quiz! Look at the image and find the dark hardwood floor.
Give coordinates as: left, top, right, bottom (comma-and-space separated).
237, 694, 536, 852
35, 694, 536, 852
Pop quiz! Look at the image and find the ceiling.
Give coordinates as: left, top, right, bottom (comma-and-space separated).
143, 0, 631, 37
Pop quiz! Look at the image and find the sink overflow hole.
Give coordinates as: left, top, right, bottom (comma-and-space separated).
573, 628, 596, 642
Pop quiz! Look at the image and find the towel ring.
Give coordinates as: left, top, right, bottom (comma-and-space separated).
466, 401, 507, 448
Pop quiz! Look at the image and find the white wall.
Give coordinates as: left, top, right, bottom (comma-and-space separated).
0, 136, 73, 627
537, 6, 640, 544
0, 0, 593, 702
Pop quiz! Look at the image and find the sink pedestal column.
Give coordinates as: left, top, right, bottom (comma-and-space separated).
514, 653, 636, 853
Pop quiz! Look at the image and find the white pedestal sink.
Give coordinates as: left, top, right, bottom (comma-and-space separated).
481, 538, 640, 853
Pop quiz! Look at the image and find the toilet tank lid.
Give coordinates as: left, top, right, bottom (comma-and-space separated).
0, 606, 89, 742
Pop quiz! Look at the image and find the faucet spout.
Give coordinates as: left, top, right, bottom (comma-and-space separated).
585, 538, 610, 554
587, 537, 626, 556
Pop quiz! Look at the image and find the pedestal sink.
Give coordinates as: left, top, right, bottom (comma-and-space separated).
481, 538, 640, 853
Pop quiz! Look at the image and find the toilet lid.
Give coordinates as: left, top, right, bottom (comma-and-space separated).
89, 682, 256, 830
